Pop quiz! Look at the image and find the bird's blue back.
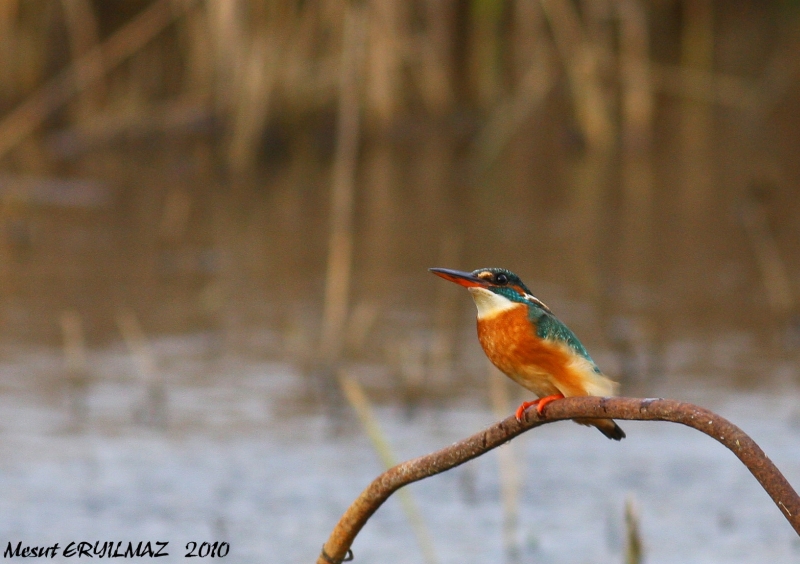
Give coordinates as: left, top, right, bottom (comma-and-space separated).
526, 302, 602, 374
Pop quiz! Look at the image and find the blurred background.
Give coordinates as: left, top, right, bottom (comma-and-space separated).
2, 0, 800, 563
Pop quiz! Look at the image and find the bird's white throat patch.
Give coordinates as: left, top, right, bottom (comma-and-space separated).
468, 287, 520, 319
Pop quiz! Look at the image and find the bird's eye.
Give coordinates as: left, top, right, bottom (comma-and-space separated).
494, 273, 508, 285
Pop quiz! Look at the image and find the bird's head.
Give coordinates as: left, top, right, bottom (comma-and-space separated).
429, 267, 551, 318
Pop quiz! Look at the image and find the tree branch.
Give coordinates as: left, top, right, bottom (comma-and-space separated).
317, 396, 800, 564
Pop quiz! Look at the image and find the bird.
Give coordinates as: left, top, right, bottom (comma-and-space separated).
429, 267, 625, 440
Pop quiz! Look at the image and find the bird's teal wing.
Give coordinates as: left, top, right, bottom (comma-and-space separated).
528, 306, 602, 374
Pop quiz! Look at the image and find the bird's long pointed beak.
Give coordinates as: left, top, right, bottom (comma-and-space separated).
429, 267, 486, 288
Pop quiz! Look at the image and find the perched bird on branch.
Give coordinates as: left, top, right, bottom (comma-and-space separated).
430, 267, 625, 440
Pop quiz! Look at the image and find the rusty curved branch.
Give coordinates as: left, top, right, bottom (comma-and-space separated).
317, 396, 800, 564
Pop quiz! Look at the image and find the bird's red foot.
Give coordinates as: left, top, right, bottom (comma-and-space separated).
515, 400, 539, 421
535, 393, 564, 414
514, 394, 565, 421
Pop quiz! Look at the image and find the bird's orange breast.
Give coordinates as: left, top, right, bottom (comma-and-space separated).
477, 304, 586, 397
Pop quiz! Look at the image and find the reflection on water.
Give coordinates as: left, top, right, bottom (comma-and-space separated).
0, 140, 798, 378
1, 336, 800, 564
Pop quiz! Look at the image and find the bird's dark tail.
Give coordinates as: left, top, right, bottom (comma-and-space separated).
575, 418, 626, 441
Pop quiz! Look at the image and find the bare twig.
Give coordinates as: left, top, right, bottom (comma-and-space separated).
317, 396, 800, 564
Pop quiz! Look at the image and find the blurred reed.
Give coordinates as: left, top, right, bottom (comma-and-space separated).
344, 300, 380, 354
540, 0, 615, 303
59, 0, 105, 118
677, 0, 715, 297
159, 188, 192, 242
0, 0, 197, 161
428, 231, 462, 388
364, 0, 401, 126
740, 193, 795, 332
60, 309, 90, 429
319, 3, 365, 364
651, 64, 761, 110
0, 2, 47, 102
624, 496, 644, 564
488, 362, 522, 563
338, 372, 438, 564
414, 0, 455, 115
116, 307, 167, 428
469, 0, 504, 106
361, 138, 395, 297
616, 0, 654, 305
470, 1, 554, 176
397, 334, 427, 418
225, 34, 280, 173
607, 0, 656, 392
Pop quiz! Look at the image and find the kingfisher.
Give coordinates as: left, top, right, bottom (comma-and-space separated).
430, 267, 625, 441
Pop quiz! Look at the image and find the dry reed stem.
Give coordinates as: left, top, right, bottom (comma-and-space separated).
226, 34, 280, 172
361, 141, 394, 298
397, 336, 426, 415
539, 0, 613, 147
338, 373, 438, 564
757, 25, 800, 114
471, 38, 554, 174
319, 5, 365, 362
116, 308, 157, 385
624, 496, 644, 564
344, 301, 380, 353
0, 0, 196, 161
618, 0, 653, 170
678, 0, 715, 239
740, 201, 795, 318
60, 309, 88, 374
0, 2, 19, 98
116, 307, 166, 427
428, 231, 461, 384
317, 396, 800, 564
616, 0, 654, 302
159, 188, 192, 242
59, 0, 106, 116
365, 0, 402, 125
414, 0, 455, 114
468, 0, 503, 105
539, 0, 615, 302
487, 364, 521, 560
60, 309, 90, 426
46, 95, 209, 155
651, 64, 761, 110
204, 0, 244, 96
